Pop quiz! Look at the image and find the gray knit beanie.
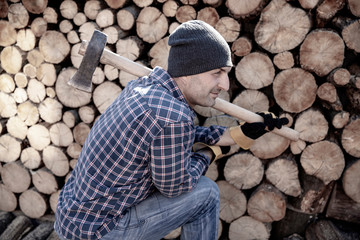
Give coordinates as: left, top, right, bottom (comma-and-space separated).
167, 20, 233, 78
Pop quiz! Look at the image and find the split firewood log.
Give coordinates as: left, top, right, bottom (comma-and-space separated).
331, 111, 350, 129
8, 3, 29, 29
300, 140, 345, 185
136, 7, 168, 44
39, 30, 70, 64
1, 161, 31, 193
290, 139, 307, 155
17, 101, 39, 126
20, 147, 41, 170
116, 36, 144, 61
148, 37, 170, 69
27, 79, 46, 103
341, 117, 360, 158
226, 0, 267, 19
59, 0, 78, 20
6, 116, 28, 140
342, 159, 360, 203
224, 152, 264, 190
294, 108, 329, 143
228, 215, 271, 240
162, 0, 178, 18
93, 81, 122, 114
232, 89, 269, 113
37, 62, 57, 86
254, 0, 311, 53
55, 67, 92, 108
78, 105, 96, 124
96, 8, 115, 28
16, 29, 36, 52
59, 19, 73, 33
175, 5, 196, 23
27, 124, 51, 151
0, 20, 16, 47
235, 52, 275, 90
215, 16, 240, 43
231, 36, 252, 57
73, 122, 91, 146
63, 110, 79, 128
289, 170, 335, 214
23, 63, 37, 79
84, 0, 103, 20
27, 49, 44, 68
317, 83, 343, 111
300, 29, 345, 77
326, 183, 360, 224
31, 167, 59, 195
216, 180, 247, 223
0, 184, 17, 212
19, 188, 48, 218
67, 142, 82, 159
347, 0, 360, 17
265, 157, 301, 197
0, 74, 15, 93
105, 0, 127, 9
0, 215, 33, 240
298, 0, 320, 9
247, 183, 287, 222
0, 0, 8, 18
22, 222, 54, 240
12, 88, 28, 104
316, 0, 345, 27
0, 134, 21, 163
49, 190, 61, 214
38, 98, 63, 123
117, 5, 140, 30
273, 51, 294, 70
43, 7, 58, 24
250, 132, 290, 159
31, 17, 47, 37
73, 12, 86, 26
49, 122, 74, 147
1, 46, 24, 74
197, 7, 219, 27
43, 145, 70, 177
327, 68, 351, 86
273, 68, 318, 113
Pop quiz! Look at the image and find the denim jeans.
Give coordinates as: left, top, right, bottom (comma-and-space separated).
101, 176, 220, 240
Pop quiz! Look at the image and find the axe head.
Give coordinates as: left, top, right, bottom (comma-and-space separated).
68, 30, 107, 92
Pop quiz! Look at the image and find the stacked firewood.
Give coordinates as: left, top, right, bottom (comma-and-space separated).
0, 0, 360, 239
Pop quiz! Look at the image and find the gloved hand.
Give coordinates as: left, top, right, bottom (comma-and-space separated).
229, 112, 289, 149
193, 142, 229, 163
241, 112, 289, 139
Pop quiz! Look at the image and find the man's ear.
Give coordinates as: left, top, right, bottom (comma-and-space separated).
174, 76, 190, 88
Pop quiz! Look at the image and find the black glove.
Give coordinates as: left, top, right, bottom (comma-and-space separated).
241, 112, 289, 139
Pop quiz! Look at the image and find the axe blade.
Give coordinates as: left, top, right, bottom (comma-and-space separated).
68, 30, 107, 92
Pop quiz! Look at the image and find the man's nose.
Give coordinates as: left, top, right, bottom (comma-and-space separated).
218, 73, 230, 91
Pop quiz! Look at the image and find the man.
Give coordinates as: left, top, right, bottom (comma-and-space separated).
55, 20, 288, 240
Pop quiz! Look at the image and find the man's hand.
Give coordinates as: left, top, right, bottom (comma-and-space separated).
241, 112, 289, 139
229, 112, 289, 149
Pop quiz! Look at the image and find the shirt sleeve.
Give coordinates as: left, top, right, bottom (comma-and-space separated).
194, 125, 227, 145
150, 121, 210, 198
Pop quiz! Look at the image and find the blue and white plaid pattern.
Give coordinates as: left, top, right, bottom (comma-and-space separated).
55, 67, 225, 240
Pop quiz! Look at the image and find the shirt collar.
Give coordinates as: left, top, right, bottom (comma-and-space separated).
150, 66, 195, 117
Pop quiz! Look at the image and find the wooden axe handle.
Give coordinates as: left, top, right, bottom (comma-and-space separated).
79, 40, 299, 141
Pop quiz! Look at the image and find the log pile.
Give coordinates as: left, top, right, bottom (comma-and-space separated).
1, 0, 360, 239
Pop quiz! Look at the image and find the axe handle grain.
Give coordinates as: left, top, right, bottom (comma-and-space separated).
79, 40, 300, 141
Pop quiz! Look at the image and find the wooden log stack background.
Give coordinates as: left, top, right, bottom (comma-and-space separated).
0, 0, 360, 239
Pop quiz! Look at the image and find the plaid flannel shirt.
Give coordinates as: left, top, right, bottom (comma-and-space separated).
55, 67, 226, 240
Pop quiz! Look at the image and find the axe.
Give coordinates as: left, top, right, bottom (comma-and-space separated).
69, 30, 300, 142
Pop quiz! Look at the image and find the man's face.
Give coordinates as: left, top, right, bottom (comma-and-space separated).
178, 67, 231, 108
